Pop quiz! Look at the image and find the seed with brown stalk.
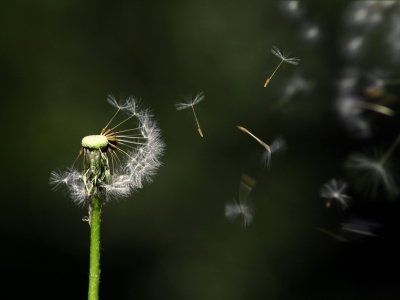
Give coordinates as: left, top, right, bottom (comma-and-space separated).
175, 92, 205, 137
237, 126, 286, 168
264, 46, 300, 87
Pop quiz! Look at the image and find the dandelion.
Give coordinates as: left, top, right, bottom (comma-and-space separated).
345, 134, 400, 199
320, 179, 352, 209
237, 126, 286, 168
50, 95, 164, 300
264, 46, 300, 87
175, 91, 204, 137
51, 95, 164, 205
225, 174, 256, 227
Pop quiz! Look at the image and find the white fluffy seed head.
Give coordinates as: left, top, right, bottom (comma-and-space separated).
50, 95, 165, 205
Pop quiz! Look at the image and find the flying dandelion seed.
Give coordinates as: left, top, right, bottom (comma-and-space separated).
345, 134, 400, 199
50, 95, 165, 206
175, 91, 204, 137
264, 46, 300, 87
316, 217, 381, 243
320, 178, 352, 210
225, 174, 256, 227
237, 126, 286, 168
336, 68, 395, 138
340, 217, 381, 238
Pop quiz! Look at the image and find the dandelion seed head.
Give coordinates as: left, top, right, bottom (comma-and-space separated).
50, 95, 165, 205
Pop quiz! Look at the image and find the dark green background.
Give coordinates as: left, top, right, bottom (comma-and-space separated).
2, 1, 400, 299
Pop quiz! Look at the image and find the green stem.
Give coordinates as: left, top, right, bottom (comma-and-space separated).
88, 195, 102, 300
